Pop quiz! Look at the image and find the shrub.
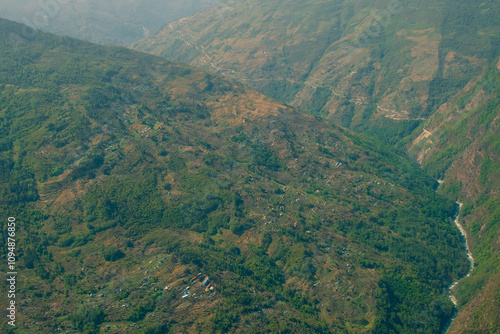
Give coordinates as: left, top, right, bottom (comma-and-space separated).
70, 305, 105, 334
102, 247, 125, 262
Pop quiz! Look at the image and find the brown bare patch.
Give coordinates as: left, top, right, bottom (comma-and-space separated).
45, 169, 72, 184
446, 51, 457, 62
52, 188, 75, 206
130, 123, 144, 131
207, 89, 284, 125
411, 128, 434, 150
406, 30, 440, 82
169, 190, 182, 196
411, 28, 435, 34
417, 147, 433, 165
123, 144, 134, 152
182, 146, 194, 152
188, 159, 205, 169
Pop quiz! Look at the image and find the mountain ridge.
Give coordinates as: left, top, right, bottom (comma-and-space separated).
0, 0, 222, 45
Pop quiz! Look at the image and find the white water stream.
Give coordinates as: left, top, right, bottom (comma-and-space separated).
438, 179, 476, 333
447, 202, 475, 307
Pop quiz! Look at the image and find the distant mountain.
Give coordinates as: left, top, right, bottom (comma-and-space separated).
0, 0, 221, 45
133, 0, 499, 143
0, 18, 469, 333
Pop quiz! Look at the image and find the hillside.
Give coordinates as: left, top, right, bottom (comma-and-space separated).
133, 0, 499, 144
0, 0, 221, 45
133, 0, 500, 331
409, 59, 500, 333
0, 18, 470, 333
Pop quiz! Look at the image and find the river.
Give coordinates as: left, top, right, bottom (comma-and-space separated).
448, 202, 475, 306
441, 195, 475, 333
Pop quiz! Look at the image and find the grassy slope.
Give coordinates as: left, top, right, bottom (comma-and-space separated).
0, 18, 469, 333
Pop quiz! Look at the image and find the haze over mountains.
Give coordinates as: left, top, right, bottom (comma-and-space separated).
134, 0, 499, 141
0, 0, 499, 332
0, 0, 221, 45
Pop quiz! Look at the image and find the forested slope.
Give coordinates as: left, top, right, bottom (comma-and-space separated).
409, 54, 500, 334
0, 18, 470, 333
133, 1, 500, 331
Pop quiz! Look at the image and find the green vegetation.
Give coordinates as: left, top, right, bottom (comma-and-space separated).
133, 0, 499, 330
133, 5, 500, 332
409, 42, 500, 333
0, 17, 476, 333
70, 305, 106, 334
103, 247, 125, 262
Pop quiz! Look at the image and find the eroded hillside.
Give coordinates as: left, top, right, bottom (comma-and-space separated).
133, 0, 499, 143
